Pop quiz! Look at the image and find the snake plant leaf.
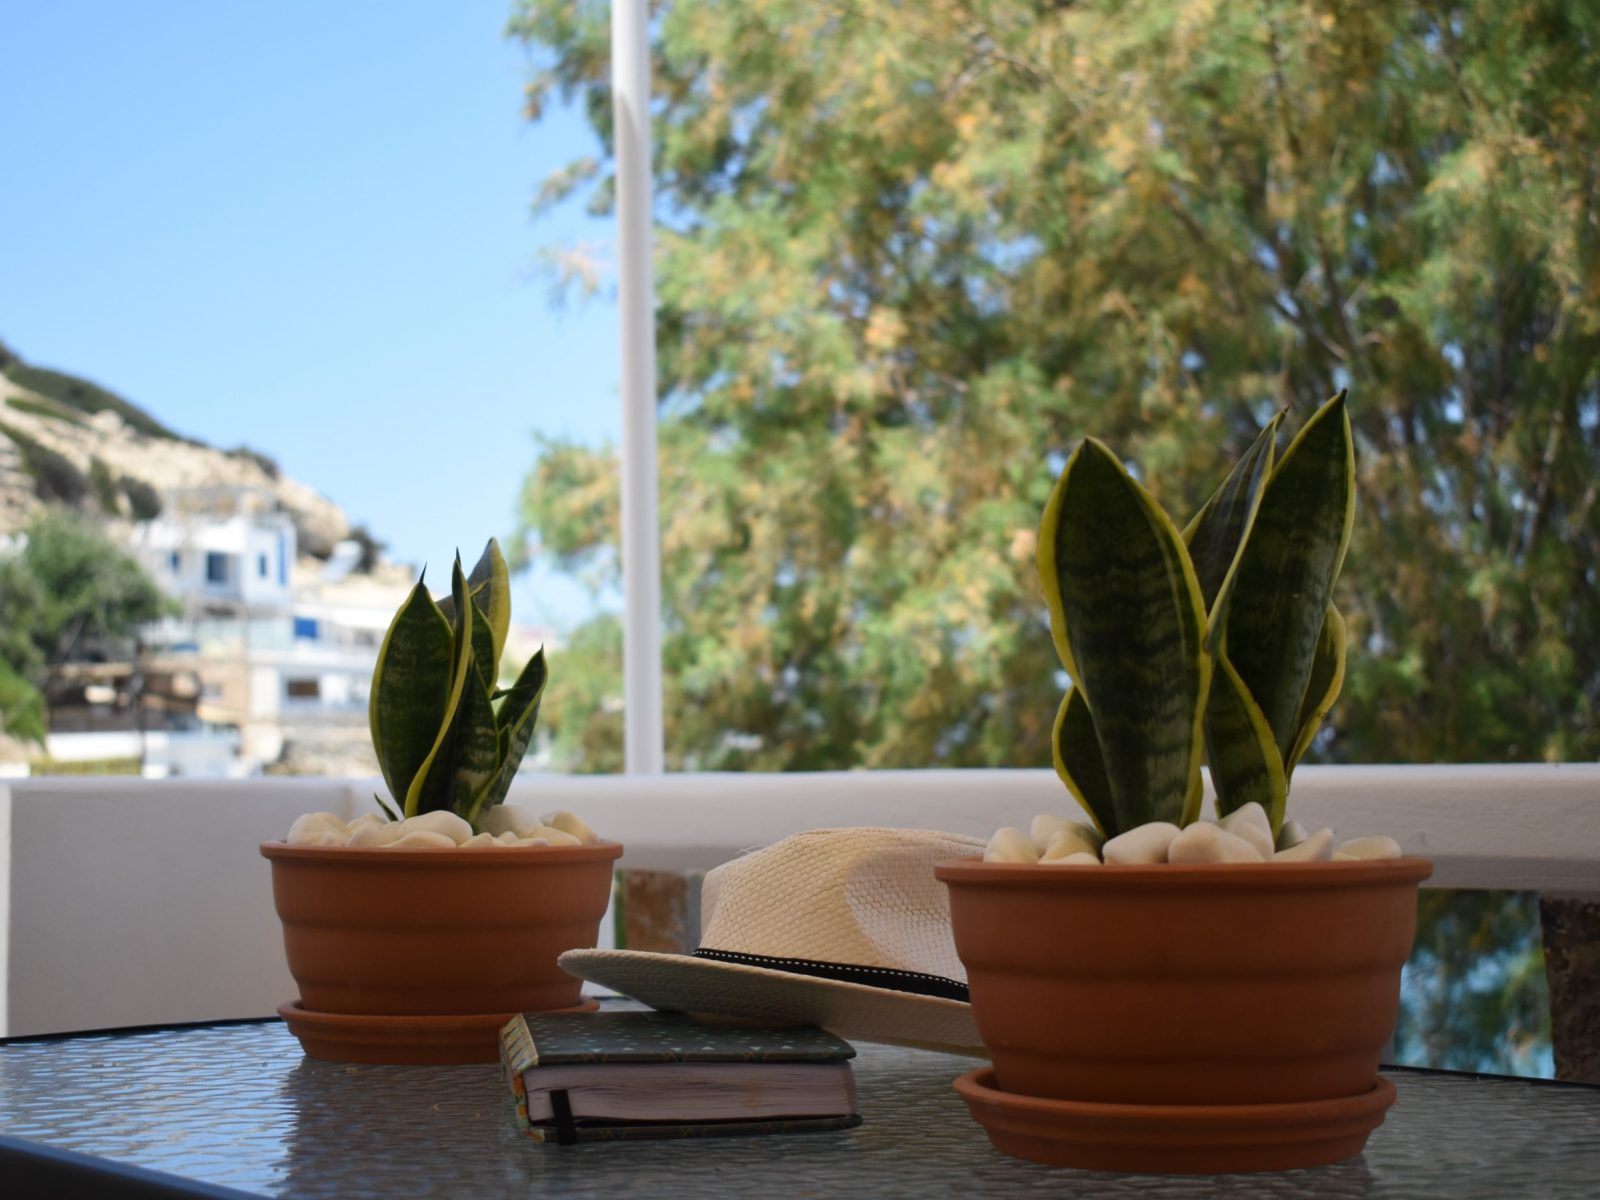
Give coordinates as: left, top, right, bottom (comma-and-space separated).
1052, 686, 1115, 838
437, 539, 511, 665
404, 557, 475, 816
1045, 439, 1211, 832
368, 577, 453, 809
1205, 651, 1288, 831
1037, 461, 1082, 681
469, 596, 497, 691
466, 647, 548, 826
444, 653, 503, 821
1222, 392, 1355, 763
1287, 603, 1348, 773
1182, 413, 1282, 648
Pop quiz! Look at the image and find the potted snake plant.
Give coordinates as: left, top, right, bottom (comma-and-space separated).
937, 394, 1432, 1173
261, 539, 621, 1064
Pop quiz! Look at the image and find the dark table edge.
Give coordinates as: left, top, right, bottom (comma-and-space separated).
0, 1134, 264, 1200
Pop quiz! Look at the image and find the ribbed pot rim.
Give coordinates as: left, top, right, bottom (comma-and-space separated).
935, 854, 1433, 890
260, 839, 623, 868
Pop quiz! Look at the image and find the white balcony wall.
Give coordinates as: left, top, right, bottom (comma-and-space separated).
1, 766, 1596, 1038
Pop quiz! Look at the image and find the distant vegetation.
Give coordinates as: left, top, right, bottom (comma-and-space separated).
0, 345, 185, 441
0, 421, 90, 505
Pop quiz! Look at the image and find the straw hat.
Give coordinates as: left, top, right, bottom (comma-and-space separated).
559, 827, 987, 1054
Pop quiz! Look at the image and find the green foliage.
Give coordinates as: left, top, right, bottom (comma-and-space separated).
228, 445, 281, 480
1, 422, 90, 505
368, 539, 547, 827
0, 357, 182, 441
5, 393, 87, 425
120, 476, 163, 521
512, 0, 1600, 771
88, 457, 120, 514
1394, 890, 1552, 1076
0, 511, 173, 701
0, 658, 47, 746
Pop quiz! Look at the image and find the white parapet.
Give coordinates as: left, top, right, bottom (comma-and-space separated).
1, 765, 1597, 1037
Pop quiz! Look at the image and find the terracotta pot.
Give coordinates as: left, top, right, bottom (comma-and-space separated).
261, 840, 622, 1017
935, 856, 1432, 1107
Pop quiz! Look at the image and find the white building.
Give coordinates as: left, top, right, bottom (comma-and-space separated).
129, 487, 410, 775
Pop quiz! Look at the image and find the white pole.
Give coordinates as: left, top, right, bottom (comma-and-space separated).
612, 0, 665, 774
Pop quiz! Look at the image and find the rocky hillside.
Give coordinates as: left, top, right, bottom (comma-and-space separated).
0, 340, 353, 556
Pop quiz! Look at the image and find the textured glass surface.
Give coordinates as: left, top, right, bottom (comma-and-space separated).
2, 1019, 1597, 1198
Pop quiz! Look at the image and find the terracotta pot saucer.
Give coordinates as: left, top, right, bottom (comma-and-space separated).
953, 1066, 1395, 1175
278, 999, 600, 1065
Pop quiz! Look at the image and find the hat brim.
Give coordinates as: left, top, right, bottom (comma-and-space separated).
559, 949, 986, 1056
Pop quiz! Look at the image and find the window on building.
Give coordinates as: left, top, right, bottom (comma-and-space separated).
205, 552, 230, 585
285, 678, 320, 700
258, 553, 270, 578
168, 551, 181, 573
293, 617, 320, 641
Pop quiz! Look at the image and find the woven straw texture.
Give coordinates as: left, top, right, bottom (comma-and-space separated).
698, 827, 983, 979
560, 828, 986, 1052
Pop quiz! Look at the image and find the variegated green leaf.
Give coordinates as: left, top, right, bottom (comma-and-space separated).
1044, 439, 1210, 833
469, 596, 497, 690
466, 647, 548, 826
1182, 413, 1282, 647
1052, 686, 1114, 837
1206, 651, 1288, 832
368, 578, 453, 809
1222, 392, 1355, 763
404, 557, 475, 816
437, 539, 511, 665
1287, 603, 1347, 772
445, 655, 502, 819
1036, 459, 1082, 680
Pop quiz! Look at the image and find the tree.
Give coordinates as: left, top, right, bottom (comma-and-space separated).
510, 0, 1599, 774
0, 511, 173, 734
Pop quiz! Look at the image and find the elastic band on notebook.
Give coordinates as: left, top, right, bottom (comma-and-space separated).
690, 948, 970, 1002
549, 1089, 578, 1146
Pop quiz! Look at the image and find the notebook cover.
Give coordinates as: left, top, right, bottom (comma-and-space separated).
499, 1011, 859, 1143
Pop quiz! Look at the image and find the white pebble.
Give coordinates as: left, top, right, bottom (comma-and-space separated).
1219, 803, 1276, 860
1102, 822, 1181, 865
541, 810, 600, 846
984, 827, 1039, 864
1040, 827, 1103, 862
461, 833, 499, 849
530, 826, 582, 847
400, 810, 474, 845
496, 831, 523, 845
1333, 851, 1360, 861
1168, 821, 1264, 864
481, 806, 542, 837
1337, 835, 1402, 860
1273, 828, 1335, 862
287, 812, 348, 847
1276, 820, 1309, 852
388, 830, 457, 849
346, 820, 405, 847
1031, 814, 1103, 856
1046, 851, 1102, 866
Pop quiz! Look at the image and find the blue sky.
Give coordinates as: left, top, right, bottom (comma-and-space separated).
1, 0, 616, 629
